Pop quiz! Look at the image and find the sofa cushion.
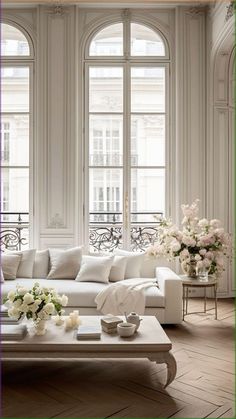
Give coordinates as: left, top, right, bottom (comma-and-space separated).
1, 254, 22, 280
114, 249, 144, 279
1, 278, 165, 308
5, 249, 36, 278
109, 256, 127, 282
33, 249, 49, 278
76, 255, 114, 283
48, 247, 82, 279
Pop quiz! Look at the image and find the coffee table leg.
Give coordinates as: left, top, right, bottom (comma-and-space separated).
164, 352, 177, 388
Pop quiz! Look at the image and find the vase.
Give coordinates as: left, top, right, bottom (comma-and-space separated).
34, 319, 47, 336
181, 258, 198, 278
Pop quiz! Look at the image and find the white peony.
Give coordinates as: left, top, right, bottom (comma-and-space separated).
8, 307, 20, 318
210, 219, 221, 229
7, 290, 16, 302
182, 235, 196, 247
199, 248, 207, 256
17, 287, 28, 296
194, 254, 201, 261
44, 302, 55, 315
23, 293, 34, 305
198, 218, 209, 228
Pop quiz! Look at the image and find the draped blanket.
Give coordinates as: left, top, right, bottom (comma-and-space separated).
95, 278, 158, 315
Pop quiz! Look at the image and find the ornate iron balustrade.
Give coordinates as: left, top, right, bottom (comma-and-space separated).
89, 212, 163, 252
0, 212, 29, 251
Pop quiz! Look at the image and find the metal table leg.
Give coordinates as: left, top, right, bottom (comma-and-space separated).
214, 284, 218, 320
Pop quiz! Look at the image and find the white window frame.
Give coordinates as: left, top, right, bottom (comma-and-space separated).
1, 21, 34, 244
83, 18, 170, 251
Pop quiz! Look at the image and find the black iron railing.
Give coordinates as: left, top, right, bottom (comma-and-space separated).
0, 212, 29, 251
89, 211, 163, 252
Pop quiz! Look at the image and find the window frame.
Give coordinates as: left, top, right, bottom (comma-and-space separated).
1, 21, 34, 243
83, 19, 170, 251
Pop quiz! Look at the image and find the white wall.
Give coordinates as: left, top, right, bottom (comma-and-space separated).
3, 2, 234, 296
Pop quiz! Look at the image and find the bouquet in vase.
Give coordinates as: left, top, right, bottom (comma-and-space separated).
147, 200, 231, 278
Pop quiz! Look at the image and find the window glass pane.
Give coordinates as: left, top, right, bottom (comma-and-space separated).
1, 23, 30, 56
1, 168, 29, 213
89, 23, 123, 56
89, 67, 123, 113
131, 67, 165, 113
1, 67, 29, 112
131, 115, 165, 166
131, 23, 165, 56
1, 115, 29, 166
89, 168, 123, 223
89, 115, 123, 166
131, 168, 165, 221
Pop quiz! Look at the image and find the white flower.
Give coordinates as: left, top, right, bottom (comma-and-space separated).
198, 218, 209, 228
17, 287, 28, 296
7, 290, 16, 302
210, 219, 221, 229
194, 254, 201, 261
61, 295, 68, 307
23, 293, 34, 305
182, 235, 196, 247
13, 299, 22, 309
8, 307, 20, 318
199, 248, 207, 256
44, 303, 55, 315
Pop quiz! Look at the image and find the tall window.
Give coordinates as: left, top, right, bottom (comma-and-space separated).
1, 23, 33, 237
85, 21, 169, 252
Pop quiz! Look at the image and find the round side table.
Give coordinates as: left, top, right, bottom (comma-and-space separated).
180, 275, 218, 320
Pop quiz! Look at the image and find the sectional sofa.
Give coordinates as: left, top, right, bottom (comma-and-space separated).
1, 247, 183, 324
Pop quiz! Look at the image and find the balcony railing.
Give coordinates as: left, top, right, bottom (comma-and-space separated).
0, 212, 29, 251
89, 211, 163, 252
90, 154, 138, 166
0, 211, 162, 253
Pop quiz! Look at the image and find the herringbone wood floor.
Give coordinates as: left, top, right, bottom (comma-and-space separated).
1, 298, 235, 419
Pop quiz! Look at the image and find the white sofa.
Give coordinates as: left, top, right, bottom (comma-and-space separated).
1, 255, 183, 324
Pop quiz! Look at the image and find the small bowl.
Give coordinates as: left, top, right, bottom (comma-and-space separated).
117, 322, 136, 337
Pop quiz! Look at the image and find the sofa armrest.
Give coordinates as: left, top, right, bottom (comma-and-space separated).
156, 267, 183, 324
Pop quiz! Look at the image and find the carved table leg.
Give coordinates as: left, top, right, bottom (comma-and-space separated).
149, 351, 177, 388
164, 352, 177, 388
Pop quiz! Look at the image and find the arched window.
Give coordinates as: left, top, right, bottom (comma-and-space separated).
84, 20, 169, 252
1, 22, 34, 249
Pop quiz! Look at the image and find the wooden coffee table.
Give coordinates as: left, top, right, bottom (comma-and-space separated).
1, 315, 177, 388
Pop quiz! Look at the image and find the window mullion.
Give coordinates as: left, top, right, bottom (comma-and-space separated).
123, 61, 131, 249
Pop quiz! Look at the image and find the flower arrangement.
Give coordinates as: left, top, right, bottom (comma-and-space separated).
147, 200, 231, 277
4, 283, 68, 333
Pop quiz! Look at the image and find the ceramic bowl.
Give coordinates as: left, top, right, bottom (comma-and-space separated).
117, 322, 136, 337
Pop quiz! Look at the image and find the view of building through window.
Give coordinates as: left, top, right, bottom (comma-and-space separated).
1, 24, 30, 249
87, 22, 167, 251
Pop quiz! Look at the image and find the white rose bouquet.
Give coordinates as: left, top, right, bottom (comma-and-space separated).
147, 200, 231, 277
4, 282, 68, 324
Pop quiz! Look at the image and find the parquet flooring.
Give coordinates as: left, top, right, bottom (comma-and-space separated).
1, 298, 235, 419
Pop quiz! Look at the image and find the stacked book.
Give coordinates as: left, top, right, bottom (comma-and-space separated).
1, 324, 28, 341
76, 325, 101, 340
0, 305, 22, 325
101, 315, 122, 334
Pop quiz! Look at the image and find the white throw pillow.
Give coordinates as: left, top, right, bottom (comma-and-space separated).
114, 249, 144, 279
33, 249, 49, 278
0, 266, 5, 283
47, 247, 82, 279
109, 256, 127, 282
6, 249, 36, 278
76, 255, 114, 283
1, 254, 22, 280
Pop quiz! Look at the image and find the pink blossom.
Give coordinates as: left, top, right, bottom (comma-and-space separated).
198, 218, 209, 228
199, 248, 207, 256
210, 219, 221, 228
182, 235, 196, 247
170, 240, 181, 252
205, 251, 214, 260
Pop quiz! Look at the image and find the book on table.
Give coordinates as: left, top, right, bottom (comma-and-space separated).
1, 324, 28, 341
76, 325, 101, 340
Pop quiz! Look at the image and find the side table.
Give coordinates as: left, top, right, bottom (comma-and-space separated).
180, 275, 218, 320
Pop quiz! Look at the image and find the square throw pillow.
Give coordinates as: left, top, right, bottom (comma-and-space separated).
1, 254, 22, 280
0, 266, 4, 283
47, 247, 83, 279
109, 255, 127, 282
113, 249, 144, 279
33, 249, 49, 278
6, 249, 36, 278
75, 255, 114, 283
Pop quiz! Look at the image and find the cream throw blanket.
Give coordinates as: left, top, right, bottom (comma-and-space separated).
95, 278, 158, 315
